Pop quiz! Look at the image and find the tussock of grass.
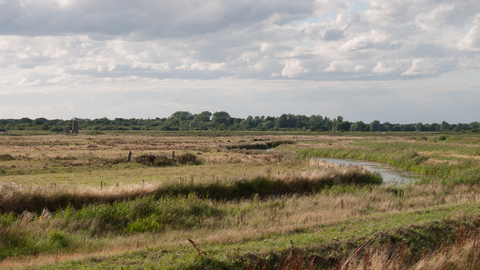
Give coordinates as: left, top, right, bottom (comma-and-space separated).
0, 154, 15, 161
134, 152, 200, 166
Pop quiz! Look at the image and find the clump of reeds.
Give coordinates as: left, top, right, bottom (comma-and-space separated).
0, 153, 15, 161
134, 152, 199, 166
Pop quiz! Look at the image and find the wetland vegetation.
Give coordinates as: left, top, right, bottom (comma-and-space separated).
1, 131, 480, 269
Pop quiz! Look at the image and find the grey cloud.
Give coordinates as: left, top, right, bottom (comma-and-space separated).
0, 0, 319, 38
324, 29, 344, 41
1, 0, 480, 85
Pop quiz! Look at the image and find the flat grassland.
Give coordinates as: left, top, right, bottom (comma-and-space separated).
1, 131, 480, 269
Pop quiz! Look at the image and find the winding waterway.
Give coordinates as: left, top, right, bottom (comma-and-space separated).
316, 157, 419, 185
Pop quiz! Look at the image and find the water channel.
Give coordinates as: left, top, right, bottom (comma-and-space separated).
316, 157, 419, 185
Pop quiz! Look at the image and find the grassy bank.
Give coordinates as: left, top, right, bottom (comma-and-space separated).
290, 134, 480, 185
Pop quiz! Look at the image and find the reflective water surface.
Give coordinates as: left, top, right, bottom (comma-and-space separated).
316, 157, 419, 185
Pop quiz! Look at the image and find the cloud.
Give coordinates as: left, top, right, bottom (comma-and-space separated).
457, 25, 480, 51
1, 0, 480, 122
323, 29, 344, 41
372, 61, 398, 74
0, 0, 320, 38
281, 60, 308, 77
326, 60, 361, 72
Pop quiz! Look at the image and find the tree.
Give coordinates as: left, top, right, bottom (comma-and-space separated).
469, 121, 480, 130
33, 118, 48, 125
336, 121, 351, 131
370, 120, 380, 132
309, 115, 323, 131
350, 121, 366, 132
193, 111, 211, 123
170, 111, 192, 121
212, 111, 231, 126
440, 121, 450, 132
276, 114, 288, 128
20, 117, 33, 124
415, 122, 424, 132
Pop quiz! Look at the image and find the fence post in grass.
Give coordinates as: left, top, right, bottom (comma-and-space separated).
127, 151, 132, 162
172, 151, 175, 159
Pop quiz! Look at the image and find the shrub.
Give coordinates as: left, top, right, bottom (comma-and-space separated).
134, 155, 176, 167
176, 153, 198, 165
0, 154, 14, 161
437, 135, 447, 141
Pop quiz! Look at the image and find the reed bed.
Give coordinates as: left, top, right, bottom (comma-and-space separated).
1, 181, 479, 266
0, 162, 381, 214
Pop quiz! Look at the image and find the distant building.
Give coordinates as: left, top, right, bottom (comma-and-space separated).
72, 117, 79, 133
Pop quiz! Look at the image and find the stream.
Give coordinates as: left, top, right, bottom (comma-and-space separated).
316, 157, 419, 185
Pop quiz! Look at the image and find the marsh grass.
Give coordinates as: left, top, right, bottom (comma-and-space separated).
2, 133, 480, 269
245, 214, 480, 270
0, 162, 380, 213
1, 180, 480, 266
293, 136, 480, 185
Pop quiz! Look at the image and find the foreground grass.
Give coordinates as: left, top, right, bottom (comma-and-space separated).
2, 132, 480, 269
1, 180, 479, 269
4, 197, 479, 269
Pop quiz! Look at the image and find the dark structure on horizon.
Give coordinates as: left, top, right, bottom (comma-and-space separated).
72, 117, 79, 134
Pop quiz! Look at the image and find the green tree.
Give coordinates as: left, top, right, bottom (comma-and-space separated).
370, 120, 380, 132
350, 121, 366, 132
170, 111, 192, 121
336, 121, 351, 131
196, 111, 212, 122
212, 111, 231, 125
415, 122, 424, 132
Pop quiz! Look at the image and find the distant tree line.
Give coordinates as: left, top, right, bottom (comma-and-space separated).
0, 112, 479, 133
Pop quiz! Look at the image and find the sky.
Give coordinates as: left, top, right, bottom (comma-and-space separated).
0, 0, 479, 123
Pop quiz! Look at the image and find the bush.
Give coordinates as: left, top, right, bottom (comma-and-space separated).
49, 126, 63, 132
0, 154, 14, 161
415, 136, 428, 141
176, 153, 198, 165
437, 135, 447, 141
134, 155, 176, 167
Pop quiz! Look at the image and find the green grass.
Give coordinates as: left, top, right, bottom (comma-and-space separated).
288, 135, 480, 185
17, 200, 480, 269
2, 132, 480, 269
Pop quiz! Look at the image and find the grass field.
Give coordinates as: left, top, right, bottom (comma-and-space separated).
1, 131, 480, 269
